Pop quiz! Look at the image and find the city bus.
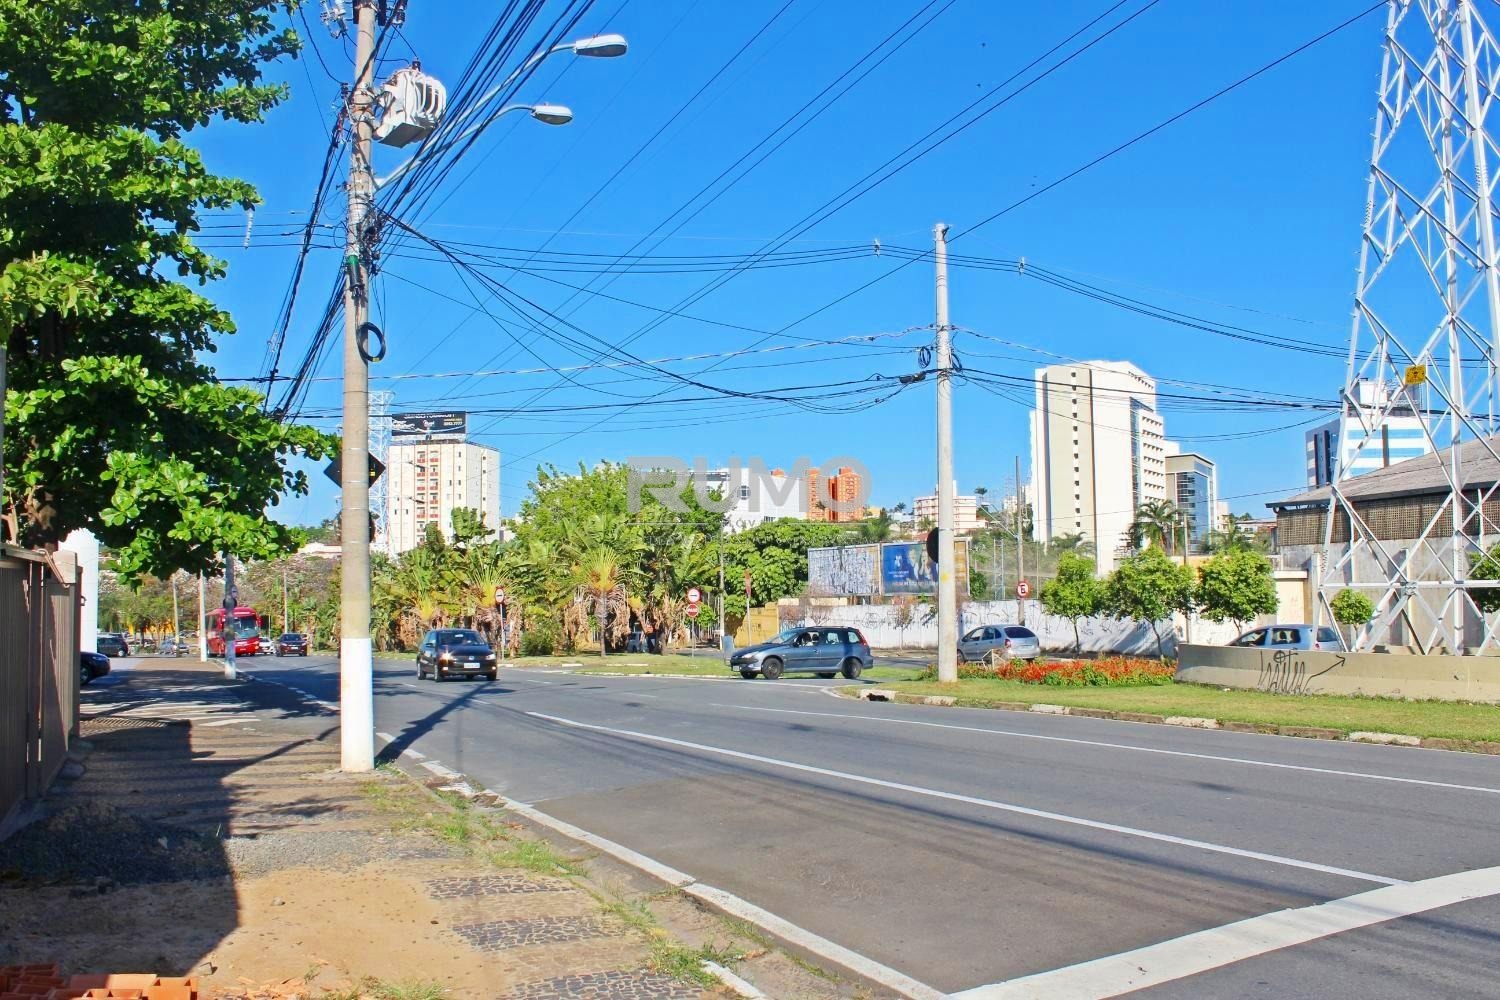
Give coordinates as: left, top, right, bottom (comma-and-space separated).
205, 606, 269, 657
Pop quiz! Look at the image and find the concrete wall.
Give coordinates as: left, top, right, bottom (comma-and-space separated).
1177, 643, 1500, 703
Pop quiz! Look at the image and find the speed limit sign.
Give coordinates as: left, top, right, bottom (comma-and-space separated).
1016, 580, 1032, 599
687, 586, 702, 604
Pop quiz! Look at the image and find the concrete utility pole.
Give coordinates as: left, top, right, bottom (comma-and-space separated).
282, 562, 290, 635
340, 0, 378, 772
171, 572, 180, 641
934, 223, 958, 683
1016, 455, 1025, 626
197, 573, 207, 662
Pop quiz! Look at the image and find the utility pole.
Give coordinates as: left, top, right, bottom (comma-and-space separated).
934, 223, 958, 683
1015, 455, 1025, 626
1180, 515, 1192, 644
197, 573, 207, 662
223, 552, 238, 680
171, 572, 180, 642
339, 0, 378, 772
282, 562, 290, 636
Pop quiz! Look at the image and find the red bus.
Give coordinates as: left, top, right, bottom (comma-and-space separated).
205, 606, 269, 657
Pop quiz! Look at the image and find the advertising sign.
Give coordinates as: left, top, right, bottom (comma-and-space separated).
807, 544, 881, 597
879, 540, 969, 596
392, 410, 467, 439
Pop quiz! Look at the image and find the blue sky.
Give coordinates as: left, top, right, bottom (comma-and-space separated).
191, 0, 1385, 528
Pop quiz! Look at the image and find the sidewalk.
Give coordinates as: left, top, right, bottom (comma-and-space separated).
0, 659, 838, 998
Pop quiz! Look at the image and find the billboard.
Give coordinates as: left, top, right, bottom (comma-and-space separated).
806, 540, 970, 597
392, 410, 467, 439
808, 544, 881, 597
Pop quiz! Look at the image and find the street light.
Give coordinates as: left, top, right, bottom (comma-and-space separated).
569, 33, 628, 57
376, 103, 574, 189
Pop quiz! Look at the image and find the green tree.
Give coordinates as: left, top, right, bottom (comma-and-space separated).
0, 2, 333, 580
1128, 499, 1182, 553
1104, 547, 1195, 658
1195, 549, 1278, 631
854, 511, 894, 543
1329, 588, 1375, 646
1469, 543, 1500, 614
714, 518, 850, 626
1039, 551, 1102, 652
449, 506, 494, 548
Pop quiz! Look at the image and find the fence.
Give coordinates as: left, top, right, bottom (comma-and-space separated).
0, 546, 80, 838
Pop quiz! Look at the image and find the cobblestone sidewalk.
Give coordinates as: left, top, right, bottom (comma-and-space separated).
0, 659, 733, 999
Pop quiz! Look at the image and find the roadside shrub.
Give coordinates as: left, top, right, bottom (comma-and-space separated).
923, 657, 1174, 687
521, 623, 560, 656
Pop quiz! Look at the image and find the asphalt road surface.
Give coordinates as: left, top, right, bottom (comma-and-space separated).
239, 653, 1500, 998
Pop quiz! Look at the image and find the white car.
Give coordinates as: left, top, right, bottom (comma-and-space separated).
958, 625, 1042, 662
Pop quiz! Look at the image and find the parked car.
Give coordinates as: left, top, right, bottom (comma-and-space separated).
1229, 624, 1341, 651
728, 626, 871, 680
159, 636, 189, 656
274, 633, 309, 656
416, 628, 498, 682
80, 651, 111, 686
97, 633, 129, 657
958, 624, 1041, 663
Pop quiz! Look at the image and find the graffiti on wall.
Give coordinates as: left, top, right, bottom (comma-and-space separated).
1256, 649, 1344, 695
808, 545, 881, 596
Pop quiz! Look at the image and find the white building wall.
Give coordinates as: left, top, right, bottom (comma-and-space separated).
912, 481, 982, 534
706, 468, 808, 531
386, 440, 501, 554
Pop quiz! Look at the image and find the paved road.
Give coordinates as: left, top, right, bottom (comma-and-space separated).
239, 653, 1500, 998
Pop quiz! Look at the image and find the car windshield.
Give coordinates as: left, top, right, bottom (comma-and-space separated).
278, 634, 300, 641
771, 628, 803, 644
436, 630, 485, 646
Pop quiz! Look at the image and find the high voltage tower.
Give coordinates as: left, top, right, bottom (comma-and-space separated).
1318, 0, 1500, 652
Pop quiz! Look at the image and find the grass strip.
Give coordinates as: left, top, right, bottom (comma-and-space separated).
871, 679, 1500, 742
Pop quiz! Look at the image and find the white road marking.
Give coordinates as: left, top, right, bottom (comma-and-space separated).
715, 704, 1500, 797
953, 865, 1500, 999
527, 710, 1402, 886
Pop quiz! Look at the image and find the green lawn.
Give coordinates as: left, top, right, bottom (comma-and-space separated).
870, 678, 1500, 743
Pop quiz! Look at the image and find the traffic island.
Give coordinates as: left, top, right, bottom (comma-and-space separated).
845, 679, 1500, 753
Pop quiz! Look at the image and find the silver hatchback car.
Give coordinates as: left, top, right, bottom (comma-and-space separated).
1230, 624, 1341, 651
958, 624, 1042, 662
728, 626, 872, 680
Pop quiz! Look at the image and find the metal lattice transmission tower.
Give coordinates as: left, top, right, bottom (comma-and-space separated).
369, 389, 394, 556
1318, 0, 1500, 653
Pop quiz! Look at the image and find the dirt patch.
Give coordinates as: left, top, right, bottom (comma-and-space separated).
0, 802, 228, 886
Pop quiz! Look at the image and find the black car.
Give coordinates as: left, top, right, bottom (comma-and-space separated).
274, 633, 309, 656
80, 651, 110, 686
97, 633, 129, 657
416, 628, 498, 682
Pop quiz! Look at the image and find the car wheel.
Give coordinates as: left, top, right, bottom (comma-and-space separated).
486, 671, 497, 681
761, 657, 784, 680
841, 658, 863, 680
739, 669, 757, 680
956, 649, 967, 663
80, 665, 90, 687
435, 668, 447, 682
416, 663, 425, 679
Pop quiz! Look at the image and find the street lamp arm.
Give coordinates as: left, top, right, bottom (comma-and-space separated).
374, 103, 571, 190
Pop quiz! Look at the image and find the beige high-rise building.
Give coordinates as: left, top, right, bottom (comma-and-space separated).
1029, 361, 1167, 573
386, 439, 501, 555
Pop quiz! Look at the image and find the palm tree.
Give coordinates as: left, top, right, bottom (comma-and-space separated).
573, 547, 628, 660
1049, 532, 1095, 557
1129, 499, 1182, 553
856, 511, 894, 543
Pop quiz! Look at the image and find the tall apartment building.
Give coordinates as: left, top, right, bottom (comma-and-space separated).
386, 438, 501, 555
912, 482, 983, 534
1165, 450, 1218, 551
1029, 361, 1167, 572
1305, 377, 1430, 487
702, 467, 806, 531
808, 465, 865, 522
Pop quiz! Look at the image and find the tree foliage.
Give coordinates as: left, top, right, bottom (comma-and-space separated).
1039, 551, 1102, 651
0, 1, 333, 580
1128, 499, 1182, 553
1195, 549, 1278, 630
1103, 547, 1194, 658
1468, 544, 1500, 614
1329, 588, 1376, 635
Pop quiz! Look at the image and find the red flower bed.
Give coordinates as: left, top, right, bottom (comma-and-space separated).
951, 656, 1174, 687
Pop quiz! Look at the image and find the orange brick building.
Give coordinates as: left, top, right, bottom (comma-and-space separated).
807, 466, 865, 522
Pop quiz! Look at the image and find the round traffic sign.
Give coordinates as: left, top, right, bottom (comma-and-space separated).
686, 586, 702, 604
685, 603, 701, 618
1016, 580, 1031, 599
494, 586, 506, 606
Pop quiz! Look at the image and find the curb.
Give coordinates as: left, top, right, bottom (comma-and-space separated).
850, 688, 1500, 755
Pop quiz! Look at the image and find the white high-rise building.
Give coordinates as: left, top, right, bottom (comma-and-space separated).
912, 481, 982, 535
1304, 377, 1430, 487
386, 439, 501, 554
1029, 361, 1167, 573
703, 467, 806, 531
